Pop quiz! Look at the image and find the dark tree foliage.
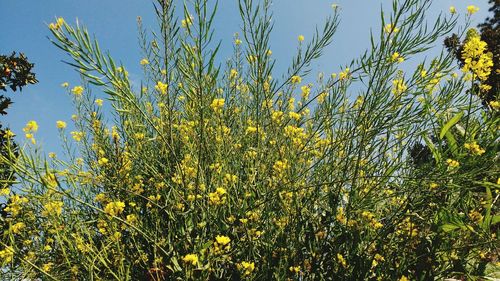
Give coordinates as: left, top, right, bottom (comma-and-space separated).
444, 0, 499, 106
0, 52, 37, 218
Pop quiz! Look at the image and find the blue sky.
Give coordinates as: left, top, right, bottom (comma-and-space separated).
0, 0, 491, 157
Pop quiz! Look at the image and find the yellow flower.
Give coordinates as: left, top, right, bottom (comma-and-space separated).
301, 85, 311, 99
126, 214, 138, 225
98, 157, 109, 166
104, 201, 125, 216
489, 101, 500, 110
182, 254, 198, 266
291, 75, 302, 84
71, 131, 84, 142
155, 81, 168, 94
95, 99, 103, 106
449, 6, 456, 14
23, 120, 38, 133
467, 5, 479, 15
392, 79, 407, 96
42, 262, 54, 272
246, 126, 257, 134
42, 201, 64, 216
4, 129, 15, 138
11, 222, 26, 234
210, 98, 225, 112
56, 120, 67, 129
464, 141, 485, 156
384, 23, 400, 34
298, 35, 305, 42
399, 276, 409, 281
215, 235, 231, 246
49, 17, 64, 30
446, 158, 460, 168
337, 253, 347, 268
318, 92, 328, 104
461, 32, 493, 81
140, 58, 149, 65
237, 261, 255, 276
339, 68, 350, 80
289, 266, 300, 273
0, 188, 9, 196
71, 86, 84, 96
235, 38, 242, 45
0, 247, 14, 264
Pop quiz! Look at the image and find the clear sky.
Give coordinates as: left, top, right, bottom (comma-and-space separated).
0, 0, 491, 157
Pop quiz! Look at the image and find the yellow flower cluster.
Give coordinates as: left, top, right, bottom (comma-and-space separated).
56, 120, 67, 129
392, 79, 407, 96
208, 187, 227, 205
237, 261, 255, 276
384, 23, 399, 34
210, 98, 225, 113
214, 235, 231, 253
5, 195, 29, 217
42, 201, 64, 216
466, 5, 479, 15
71, 85, 84, 96
461, 31, 493, 81
0, 247, 14, 264
464, 142, 485, 156
446, 158, 460, 168
23, 120, 38, 144
49, 17, 65, 30
155, 81, 168, 94
104, 201, 125, 216
182, 253, 198, 265
290, 75, 302, 84
337, 253, 347, 268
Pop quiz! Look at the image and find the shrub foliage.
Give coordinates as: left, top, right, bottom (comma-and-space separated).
0, 0, 498, 280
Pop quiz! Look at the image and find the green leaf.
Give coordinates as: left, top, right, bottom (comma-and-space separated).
440, 111, 463, 139
440, 223, 460, 232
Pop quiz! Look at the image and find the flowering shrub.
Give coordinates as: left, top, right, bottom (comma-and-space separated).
1, 0, 498, 280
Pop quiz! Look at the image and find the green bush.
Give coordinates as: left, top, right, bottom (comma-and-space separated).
1, 0, 498, 280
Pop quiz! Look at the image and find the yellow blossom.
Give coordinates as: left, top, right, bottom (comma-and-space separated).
4, 129, 15, 138
449, 6, 456, 14
23, 120, 38, 133
71, 131, 84, 142
104, 201, 125, 216
56, 120, 67, 129
301, 85, 311, 99
237, 261, 255, 276
140, 58, 149, 65
215, 235, 231, 246
298, 35, 305, 42
71, 86, 84, 96
291, 75, 302, 84
384, 23, 400, 34
95, 99, 103, 106
446, 158, 459, 168
467, 5, 479, 15
210, 98, 225, 112
11, 222, 26, 234
42, 201, 64, 216
98, 157, 109, 166
155, 81, 168, 94
489, 101, 500, 110
182, 254, 198, 266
